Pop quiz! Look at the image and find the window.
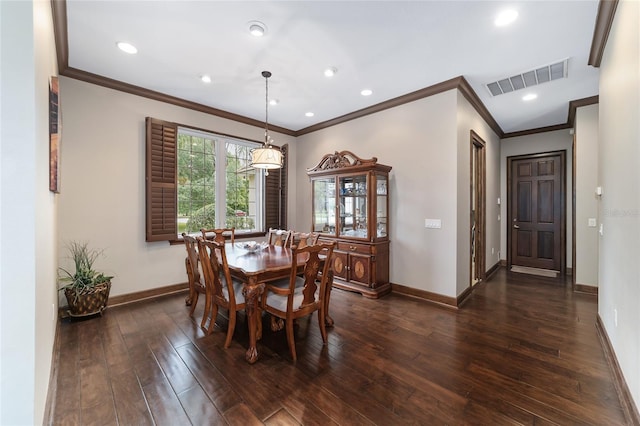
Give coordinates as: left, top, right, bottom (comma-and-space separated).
145, 117, 287, 242
177, 127, 262, 235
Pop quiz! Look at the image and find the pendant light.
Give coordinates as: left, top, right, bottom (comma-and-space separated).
250, 71, 283, 172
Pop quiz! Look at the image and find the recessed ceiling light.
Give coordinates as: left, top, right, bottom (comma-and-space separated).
324, 67, 337, 77
522, 93, 538, 101
269, 99, 278, 106
200, 75, 211, 84
361, 89, 373, 96
305, 112, 314, 117
116, 41, 137, 54
495, 9, 518, 27
248, 21, 266, 37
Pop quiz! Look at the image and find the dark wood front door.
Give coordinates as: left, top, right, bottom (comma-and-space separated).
508, 151, 565, 272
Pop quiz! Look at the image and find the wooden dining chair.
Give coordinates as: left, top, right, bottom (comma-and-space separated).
267, 228, 293, 247
197, 238, 246, 346
269, 231, 322, 291
200, 227, 235, 245
290, 231, 320, 249
182, 233, 210, 329
261, 242, 335, 361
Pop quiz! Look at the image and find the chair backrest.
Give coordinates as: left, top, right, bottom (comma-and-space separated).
290, 231, 320, 249
197, 238, 237, 305
287, 242, 335, 308
200, 227, 235, 245
267, 228, 293, 247
182, 233, 201, 283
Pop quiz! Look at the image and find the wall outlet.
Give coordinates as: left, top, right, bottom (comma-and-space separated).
491, 247, 495, 255
588, 218, 597, 227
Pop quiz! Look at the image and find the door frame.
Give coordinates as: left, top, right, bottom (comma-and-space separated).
506, 150, 566, 274
470, 131, 486, 285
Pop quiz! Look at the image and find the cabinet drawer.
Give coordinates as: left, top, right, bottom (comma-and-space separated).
337, 242, 370, 254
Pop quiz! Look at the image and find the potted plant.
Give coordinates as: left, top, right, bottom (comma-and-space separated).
58, 241, 113, 317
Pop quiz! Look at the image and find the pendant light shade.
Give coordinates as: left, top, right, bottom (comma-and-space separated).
250, 146, 283, 169
250, 71, 283, 170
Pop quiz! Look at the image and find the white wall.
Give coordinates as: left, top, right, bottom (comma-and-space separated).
499, 130, 574, 268
598, 0, 640, 409
295, 91, 461, 297
0, 1, 59, 424
574, 104, 599, 286
58, 78, 297, 298
456, 92, 501, 295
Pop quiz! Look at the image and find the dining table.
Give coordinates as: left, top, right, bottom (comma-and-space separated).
223, 242, 334, 363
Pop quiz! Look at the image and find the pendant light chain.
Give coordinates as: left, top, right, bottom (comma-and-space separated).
263, 70, 272, 147
250, 70, 282, 171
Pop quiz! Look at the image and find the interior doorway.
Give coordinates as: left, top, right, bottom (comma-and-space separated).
507, 151, 566, 274
470, 131, 486, 286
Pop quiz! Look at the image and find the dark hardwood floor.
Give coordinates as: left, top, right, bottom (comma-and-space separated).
48, 269, 629, 425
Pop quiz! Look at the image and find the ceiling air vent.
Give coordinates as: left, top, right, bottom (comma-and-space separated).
486, 59, 568, 97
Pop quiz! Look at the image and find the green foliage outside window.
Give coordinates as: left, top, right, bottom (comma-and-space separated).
184, 203, 255, 232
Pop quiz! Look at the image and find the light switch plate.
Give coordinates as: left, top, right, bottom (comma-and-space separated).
425, 219, 442, 229
588, 218, 597, 227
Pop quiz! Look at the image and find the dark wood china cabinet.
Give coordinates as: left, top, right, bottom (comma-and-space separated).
307, 151, 391, 298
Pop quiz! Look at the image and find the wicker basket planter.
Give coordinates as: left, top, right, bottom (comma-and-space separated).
64, 280, 111, 317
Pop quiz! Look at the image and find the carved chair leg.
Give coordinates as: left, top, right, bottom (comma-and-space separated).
201, 293, 211, 329
206, 304, 219, 335
318, 307, 328, 344
225, 309, 236, 348
189, 292, 199, 316
185, 257, 196, 308
286, 318, 297, 362
324, 270, 335, 327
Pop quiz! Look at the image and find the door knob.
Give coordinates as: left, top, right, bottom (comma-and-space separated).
513, 224, 520, 229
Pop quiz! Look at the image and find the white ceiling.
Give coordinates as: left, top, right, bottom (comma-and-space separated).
64, 0, 600, 134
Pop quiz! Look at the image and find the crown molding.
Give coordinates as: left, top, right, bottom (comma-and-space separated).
456, 76, 504, 138
296, 77, 461, 135
51, 0, 68, 72
567, 95, 599, 126
502, 95, 599, 139
502, 123, 572, 139
296, 76, 505, 138
588, 0, 619, 67
61, 67, 295, 136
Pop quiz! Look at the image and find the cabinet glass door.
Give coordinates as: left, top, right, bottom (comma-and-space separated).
376, 174, 388, 237
339, 175, 367, 238
312, 178, 336, 234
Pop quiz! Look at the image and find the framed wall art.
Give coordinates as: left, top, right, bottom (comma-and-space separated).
49, 76, 60, 193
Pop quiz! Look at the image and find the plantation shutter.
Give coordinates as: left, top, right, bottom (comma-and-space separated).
145, 117, 177, 241
265, 144, 288, 230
